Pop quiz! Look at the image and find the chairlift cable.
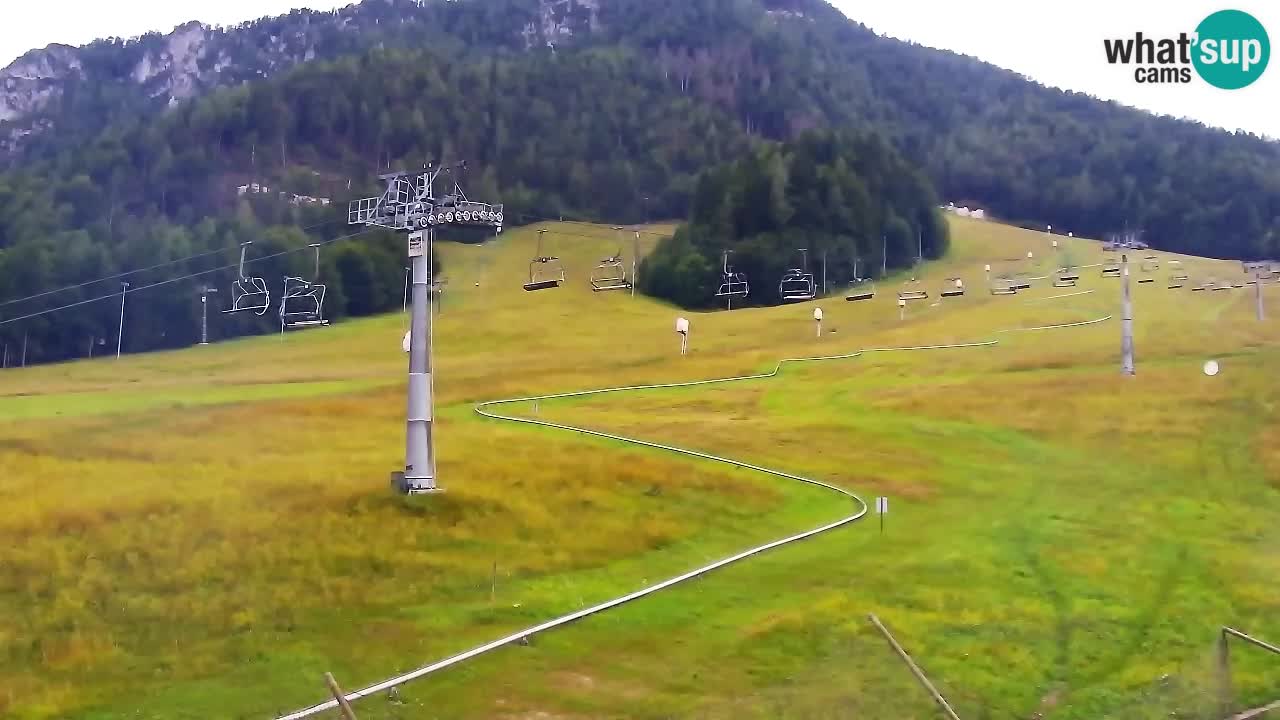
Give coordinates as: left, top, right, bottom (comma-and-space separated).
0, 217, 345, 309
0, 227, 375, 328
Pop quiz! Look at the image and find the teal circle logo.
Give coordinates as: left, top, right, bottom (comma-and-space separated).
1193, 10, 1270, 89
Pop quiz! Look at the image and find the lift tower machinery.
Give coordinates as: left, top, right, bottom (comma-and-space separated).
348, 162, 504, 494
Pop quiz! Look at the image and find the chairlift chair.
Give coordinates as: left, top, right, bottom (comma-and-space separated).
590, 251, 631, 292
280, 243, 329, 330
940, 277, 965, 298
1141, 256, 1160, 272
990, 276, 1018, 295
223, 241, 272, 315
524, 229, 565, 292
1101, 259, 1121, 278
779, 249, 817, 302
898, 281, 929, 302
846, 279, 876, 302
845, 258, 875, 301
715, 250, 750, 299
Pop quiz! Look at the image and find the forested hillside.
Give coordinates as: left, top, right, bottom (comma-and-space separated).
641, 131, 945, 307
1, 0, 1278, 361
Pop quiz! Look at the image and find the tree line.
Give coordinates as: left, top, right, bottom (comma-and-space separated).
2, 0, 1279, 361
640, 130, 946, 307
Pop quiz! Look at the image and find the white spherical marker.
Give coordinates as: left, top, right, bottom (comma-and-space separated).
1203, 360, 1220, 377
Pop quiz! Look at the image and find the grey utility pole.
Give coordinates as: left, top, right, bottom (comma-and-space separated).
1121, 254, 1135, 376
405, 227, 435, 490
348, 162, 503, 494
632, 231, 640, 297
117, 281, 130, 360
199, 287, 218, 345
1256, 272, 1266, 322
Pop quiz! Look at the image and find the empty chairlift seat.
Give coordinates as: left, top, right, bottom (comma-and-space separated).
898, 282, 929, 301
779, 249, 817, 302
779, 269, 817, 302
940, 278, 965, 298
846, 280, 875, 302
989, 277, 1018, 296
223, 242, 271, 316
279, 243, 330, 330
590, 252, 631, 292
715, 250, 750, 301
524, 258, 565, 291
524, 230, 565, 291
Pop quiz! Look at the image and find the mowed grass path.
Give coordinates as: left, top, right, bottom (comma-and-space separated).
0, 218, 1276, 719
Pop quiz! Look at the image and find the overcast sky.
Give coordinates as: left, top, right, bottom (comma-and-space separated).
1, 0, 1276, 140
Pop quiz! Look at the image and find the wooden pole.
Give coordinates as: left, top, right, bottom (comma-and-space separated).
868, 614, 962, 720
1219, 629, 1233, 717
324, 672, 359, 720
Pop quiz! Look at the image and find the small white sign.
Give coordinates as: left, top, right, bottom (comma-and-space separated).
675, 317, 689, 334
813, 307, 824, 321
402, 331, 411, 353
876, 497, 888, 514
1204, 359, 1220, 377
408, 231, 426, 258
984, 264, 991, 272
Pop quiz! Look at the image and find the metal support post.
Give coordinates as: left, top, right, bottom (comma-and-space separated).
405, 229, 437, 493
1121, 254, 1135, 376
117, 282, 130, 359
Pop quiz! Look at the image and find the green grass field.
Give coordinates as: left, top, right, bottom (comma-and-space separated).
1, 217, 1277, 719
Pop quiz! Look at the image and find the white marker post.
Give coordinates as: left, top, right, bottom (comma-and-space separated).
898, 298, 906, 321
676, 317, 690, 356
814, 307, 824, 338
876, 496, 888, 535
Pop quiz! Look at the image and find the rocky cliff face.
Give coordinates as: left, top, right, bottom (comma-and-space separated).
0, 0, 612, 156
0, 44, 82, 122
